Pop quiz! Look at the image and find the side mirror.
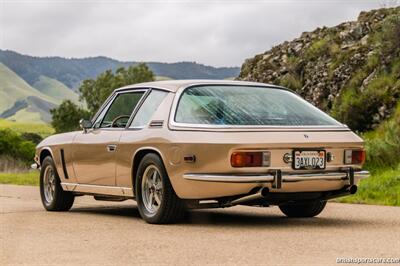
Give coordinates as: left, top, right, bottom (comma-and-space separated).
79, 119, 92, 133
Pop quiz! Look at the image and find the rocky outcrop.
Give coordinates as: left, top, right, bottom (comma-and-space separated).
238, 7, 400, 132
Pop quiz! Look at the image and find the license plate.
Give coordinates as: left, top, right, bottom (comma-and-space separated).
293, 150, 326, 170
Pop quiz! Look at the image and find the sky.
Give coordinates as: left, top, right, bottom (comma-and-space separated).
0, 0, 396, 67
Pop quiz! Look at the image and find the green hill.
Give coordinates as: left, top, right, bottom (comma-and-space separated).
33, 75, 79, 103
0, 50, 240, 89
0, 63, 58, 123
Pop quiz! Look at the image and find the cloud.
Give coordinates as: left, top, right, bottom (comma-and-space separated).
0, 0, 385, 66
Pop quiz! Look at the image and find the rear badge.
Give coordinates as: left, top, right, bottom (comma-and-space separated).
304, 134, 309, 138
283, 153, 292, 163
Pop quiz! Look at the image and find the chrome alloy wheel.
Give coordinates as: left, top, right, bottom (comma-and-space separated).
43, 166, 56, 204
141, 165, 163, 215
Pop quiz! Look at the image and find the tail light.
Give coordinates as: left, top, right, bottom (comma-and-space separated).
231, 151, 270, 167
344, 149, 366, 165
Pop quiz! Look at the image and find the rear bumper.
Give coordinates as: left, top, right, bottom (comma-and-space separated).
180, 169, 369, 198
183, 170, 369, 185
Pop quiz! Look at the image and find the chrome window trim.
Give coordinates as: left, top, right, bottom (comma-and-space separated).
168, 84, 348, 131
91, 86, 172, 132
125, 89, 152, 129
90, 88, 149, 130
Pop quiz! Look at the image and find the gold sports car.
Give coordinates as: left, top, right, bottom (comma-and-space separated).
34, 80, 369, 224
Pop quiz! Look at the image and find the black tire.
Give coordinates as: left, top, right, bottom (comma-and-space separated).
40, 156, 74, 211
135, 153, 185, 224
279, 200, 327, 218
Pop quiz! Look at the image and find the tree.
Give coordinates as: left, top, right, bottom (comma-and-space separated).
79, 70, 116, 115
50, 100, 91, 133
20, 132, 43, 145
79, 63, 154, 114
51, 63, 155, 133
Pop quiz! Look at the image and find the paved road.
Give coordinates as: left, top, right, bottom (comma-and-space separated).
1, 184, 399, 265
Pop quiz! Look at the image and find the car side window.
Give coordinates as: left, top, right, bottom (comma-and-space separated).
130, 90, 168, 128
94, 91, 145, 128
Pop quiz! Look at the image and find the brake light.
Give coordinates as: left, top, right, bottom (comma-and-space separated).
231, 151, 270, 167
344, 149, 366, 164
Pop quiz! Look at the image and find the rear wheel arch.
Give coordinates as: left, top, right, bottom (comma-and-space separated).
132, 148, 167, 192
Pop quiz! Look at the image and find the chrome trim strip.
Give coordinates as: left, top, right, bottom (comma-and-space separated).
283, 174, 347, 182
354, 170, 370, 179
61, 183, 133, 197
183, 171, 370, 183
183, 174, 274, 183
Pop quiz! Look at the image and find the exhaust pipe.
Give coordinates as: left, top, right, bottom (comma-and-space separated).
224, 185, 357, 207
229, 187, 269, 206
349, 185, 358, 194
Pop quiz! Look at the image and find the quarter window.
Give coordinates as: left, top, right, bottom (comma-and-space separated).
130, 90, 168, 128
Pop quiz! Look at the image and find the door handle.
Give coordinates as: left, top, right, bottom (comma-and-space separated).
107, 144, 117, 152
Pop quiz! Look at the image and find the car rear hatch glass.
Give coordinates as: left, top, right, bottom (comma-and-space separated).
174, 85, 343, 128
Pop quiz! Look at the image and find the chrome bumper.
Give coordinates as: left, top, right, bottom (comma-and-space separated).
183, 170, 369, 187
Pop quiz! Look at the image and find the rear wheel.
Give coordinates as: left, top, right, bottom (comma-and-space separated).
135, 153, 185, 224
40, 156, 74, 211
279, 200, 327, 217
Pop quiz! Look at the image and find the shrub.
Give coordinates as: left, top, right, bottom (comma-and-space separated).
0, 129, 36, 165
278, 73, 303, 91
330, 15, 400, 132
305, 38, 329, 60
364, 104, 400, 169
20, 132, 43, 145
332, 71, 399, 132
378, 15, 400, 57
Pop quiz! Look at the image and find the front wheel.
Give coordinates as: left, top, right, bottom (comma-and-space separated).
279, 200, 327, 218
135, 153, 185, 224
40, 156, 75, 211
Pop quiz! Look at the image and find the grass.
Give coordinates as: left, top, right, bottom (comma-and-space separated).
336, 165, 400, 206
0, 119, 54, 137
0, 171, 39, 186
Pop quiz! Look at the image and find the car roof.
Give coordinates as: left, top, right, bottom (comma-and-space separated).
114, 79, 283, 93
